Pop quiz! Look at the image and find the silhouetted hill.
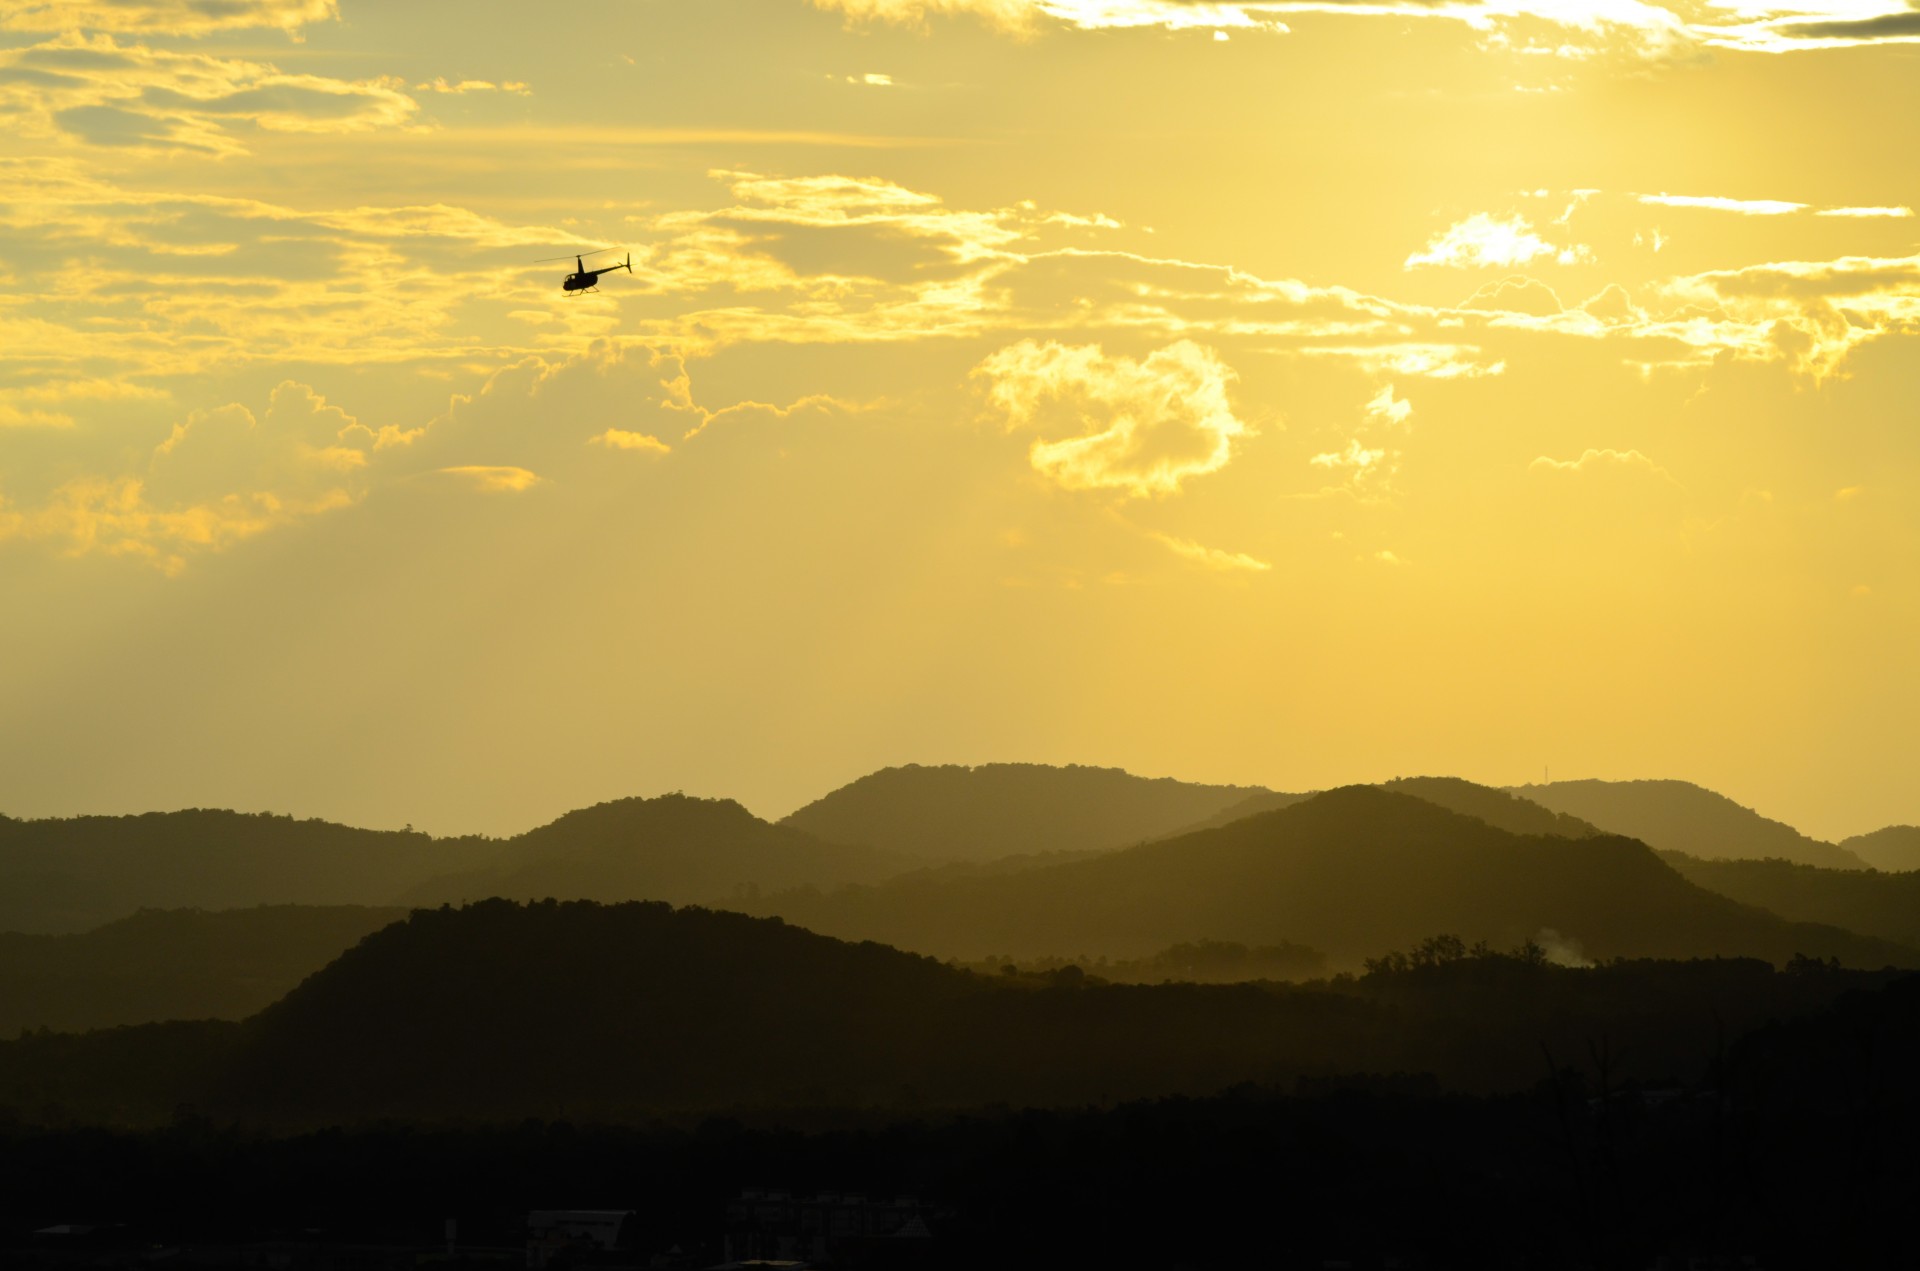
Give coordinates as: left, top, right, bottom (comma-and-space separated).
1659, 853, 1920, 950
0, 900, 1905, 1128
1507, 778, 1866, 868
752, 787, 1912, 966
0, 906, 404, 1036
1840, 825, 1920, 873
779, 763, 1269, 862
400, 793, 904, 907
0, 810, 498, 935
1163, 788, 1315, 834
1381, 777, 1604, 838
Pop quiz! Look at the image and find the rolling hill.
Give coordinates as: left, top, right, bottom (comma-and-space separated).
0, 905, 405, 1035
751, 786, 1913, 966
779, 763, 1271, 862
2, 899, 1908, 1127
0, 810, 498, 935
1380, 777, 1603, 839
1657, 854, 1920, 950
1506, 779, 1867, 868
399, 792, 906, 907
1840, 825, 1920, 873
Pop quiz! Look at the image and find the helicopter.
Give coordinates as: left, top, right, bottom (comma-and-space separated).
536, 247, 632, 295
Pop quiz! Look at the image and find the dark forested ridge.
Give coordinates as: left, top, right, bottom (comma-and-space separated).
779, 762, 1271, 862
0, 810, 496, 934
0, 906, 404, 1035
0, 898, 1906, 1131
1659, 852, 1920, 949
1841, 823, 1920, 872
398, 792, 905, 908
1380, 776, 1603, 838
751, 786, 1914, 966
1508, 778, 1869, 868
10, 967, 1918, 1269
0, 794, 903, 937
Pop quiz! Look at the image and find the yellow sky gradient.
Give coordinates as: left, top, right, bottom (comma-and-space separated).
0, 0, 1915, 840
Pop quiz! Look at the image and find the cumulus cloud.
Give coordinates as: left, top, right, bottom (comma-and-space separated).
589, 428, 673, 454
1461, 275, 1566, 316
1405, 214, 1591, 270
973, 339, 1247, 497
1363, 384, 1413, 427
1311, 438, 1393, 480
149, 381, 369, 507
0, 379, 377, 573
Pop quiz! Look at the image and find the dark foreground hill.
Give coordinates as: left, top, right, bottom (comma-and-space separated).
779, 763, 1269, 862
0, 811, 496, 935
399, 793, 904, 908
11, 972, 1918, 1269
0, 899, 1905, 1129
753, 786, 1912, 966
0, 906, 404, 1035
1508, 778, 1867, 868
1841, 824, 1920, 872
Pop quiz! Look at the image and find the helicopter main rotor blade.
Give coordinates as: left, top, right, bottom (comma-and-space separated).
533, 247, 616, 263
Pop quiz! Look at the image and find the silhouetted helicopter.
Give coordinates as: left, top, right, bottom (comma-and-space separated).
536, 247, 632, 295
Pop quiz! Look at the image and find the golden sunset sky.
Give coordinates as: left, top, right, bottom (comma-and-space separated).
1, 0, 1915, 839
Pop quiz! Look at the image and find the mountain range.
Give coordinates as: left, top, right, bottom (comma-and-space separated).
1508, 778, 1869, 869
2, 897, 1905, 1127
748, 785, 1910, 965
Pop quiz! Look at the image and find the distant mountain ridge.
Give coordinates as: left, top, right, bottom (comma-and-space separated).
0, 810, 498, 935
400, 793, 905, 908
0, 905, 404, 1035
752, 786, 1912, 967
1507, 779, 1868, 869
780, 763, 1270, 862
1840, 825, 1920, 873
1658, 853, 1920, 950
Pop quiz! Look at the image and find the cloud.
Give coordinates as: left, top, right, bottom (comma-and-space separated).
1530, 447, 1680, 487
1666, 252, 1920, 379
1405, 214, 1591, 270
1638, 192, 1807, 215
2, 474, 349, 577
973, 339, 1247, 497
0, 34, 418, 156
588, 428, 673, 454
148, 381, 368, 507
1311, 438, 1392, 477
1461, 275, 1566, 316
1816, 206, 1915, 218
437, 466, 544, 493
0, 0, 336, 35
414, 78, 531, 95
1363, 384, 1413, 427
814, 0, 1041, 32
1148, 530, 1272, 572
